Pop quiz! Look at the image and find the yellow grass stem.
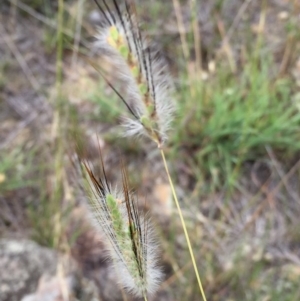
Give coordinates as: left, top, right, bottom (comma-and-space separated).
143, 293, 148, 301
160, 148, 207, 301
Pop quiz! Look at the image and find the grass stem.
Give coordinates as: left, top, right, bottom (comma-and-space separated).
160, 148, 207, 301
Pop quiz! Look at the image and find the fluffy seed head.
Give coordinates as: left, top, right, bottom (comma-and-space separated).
94, 0, 174, 146
79, 156, 162, 297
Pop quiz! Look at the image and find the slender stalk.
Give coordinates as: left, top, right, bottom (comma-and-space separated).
190, 0, 202, 75
51, 0, 65, 249
160, 148, 207, 301
143, 293, 148, 301
172, 0, 189, 61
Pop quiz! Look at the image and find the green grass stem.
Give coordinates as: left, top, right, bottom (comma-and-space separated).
160, 148, 207, 301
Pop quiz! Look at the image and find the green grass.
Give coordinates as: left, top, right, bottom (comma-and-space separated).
214, 256, 300, 301
0, 146, 39, 235
172, 52, 300, 190
89, 80, 123, 124
27, 192, 75, 248
0, 148, 35, 193
0, 60, 10, 91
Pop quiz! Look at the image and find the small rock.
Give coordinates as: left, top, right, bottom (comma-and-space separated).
0, 239, 99, 301
0, 240, 57, 301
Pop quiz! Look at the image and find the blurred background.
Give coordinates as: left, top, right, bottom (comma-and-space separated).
1, 0, 300, 300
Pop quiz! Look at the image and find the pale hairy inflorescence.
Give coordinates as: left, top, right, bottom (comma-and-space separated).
79, 155, 162, 297
93, 0, 174, 147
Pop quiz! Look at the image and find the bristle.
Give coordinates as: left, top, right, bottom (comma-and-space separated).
78, 153, 162, 297
94, 0, 174, 146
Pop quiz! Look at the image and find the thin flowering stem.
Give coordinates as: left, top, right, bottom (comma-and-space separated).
160, 148, 208, 301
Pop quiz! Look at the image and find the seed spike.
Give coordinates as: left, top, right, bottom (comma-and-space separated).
147, 47, 156, 115
78, 151, 162, 297
124, 1, 143, 74
93, 0, 174, 144
121, 163, 145, 283
112, 0, 132, 54
97, 136, 111, 194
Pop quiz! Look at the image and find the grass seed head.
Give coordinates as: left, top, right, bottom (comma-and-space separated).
94, 0, 175, 147
79, 155, 162, 297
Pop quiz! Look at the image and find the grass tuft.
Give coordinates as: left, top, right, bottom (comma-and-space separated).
173, 52, 300, 189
